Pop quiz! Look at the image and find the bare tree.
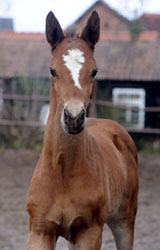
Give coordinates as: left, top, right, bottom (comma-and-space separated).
118, 0, 146, 39
117, 0, 145, 20
0, 0, 12, 15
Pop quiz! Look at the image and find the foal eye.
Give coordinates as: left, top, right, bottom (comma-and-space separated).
50, 68, 57, 77
90, 69, 98, 78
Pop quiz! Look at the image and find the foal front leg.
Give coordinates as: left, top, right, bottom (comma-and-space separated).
26, 231, 56, 250
72, 223, 103, 250
26, 218, 57, 250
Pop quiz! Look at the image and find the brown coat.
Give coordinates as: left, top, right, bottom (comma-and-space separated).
26, 11, 138, 250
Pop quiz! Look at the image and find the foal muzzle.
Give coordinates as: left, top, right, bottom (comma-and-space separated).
62, 108, 85, 134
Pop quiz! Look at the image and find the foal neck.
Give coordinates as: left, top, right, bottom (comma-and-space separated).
44, 84, 86, 169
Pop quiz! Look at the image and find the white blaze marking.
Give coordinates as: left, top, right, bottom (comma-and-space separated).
64, 100, 84, 118
63, 49, 85, 89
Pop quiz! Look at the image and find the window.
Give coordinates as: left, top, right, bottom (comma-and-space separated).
112, 88, 146, 129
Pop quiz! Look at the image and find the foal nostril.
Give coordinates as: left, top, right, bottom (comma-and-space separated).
77, 109, 85, 126
79, 109, 85, 120
64, 108, 70, 126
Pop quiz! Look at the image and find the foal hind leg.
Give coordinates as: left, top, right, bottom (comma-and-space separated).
108, 218, 135, 250
107, 191, 138, 250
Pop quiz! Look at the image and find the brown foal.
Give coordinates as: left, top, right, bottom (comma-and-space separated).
26, 11, 138, 250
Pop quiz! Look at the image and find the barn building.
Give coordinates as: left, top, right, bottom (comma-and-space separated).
0, 0, 160, 130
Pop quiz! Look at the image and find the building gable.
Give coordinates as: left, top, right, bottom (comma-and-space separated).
66, 0, 130, 40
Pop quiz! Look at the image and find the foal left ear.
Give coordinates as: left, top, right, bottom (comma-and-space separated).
81, 11, 100, 49
46, 11, 65, 50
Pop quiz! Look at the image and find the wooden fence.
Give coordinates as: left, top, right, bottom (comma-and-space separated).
0, 93, 160, 134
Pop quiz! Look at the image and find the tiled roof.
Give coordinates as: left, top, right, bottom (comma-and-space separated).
139, 13, 160, 31
100, 31, 160, 41
0, 32, 44, 39
95, 39, 160, 81
0, 32, 51, 78
1, 32, 160, 81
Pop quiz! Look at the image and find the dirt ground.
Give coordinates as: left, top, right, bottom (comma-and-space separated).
0, 149, 160, 250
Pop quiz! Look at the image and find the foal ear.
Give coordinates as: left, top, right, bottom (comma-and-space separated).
46, 11, 65, 50
81, 11, 100, 49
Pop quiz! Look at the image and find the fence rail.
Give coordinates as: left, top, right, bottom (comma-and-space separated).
0, 119, 42, 127
0, 94, 160, 134
0, 94, 49, 102
1, 94, 160, 112
94, 99, 160, 113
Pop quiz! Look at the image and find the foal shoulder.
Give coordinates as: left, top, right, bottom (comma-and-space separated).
86, 117, 127, 139
86, 117, 126, 135
86, 117, 137, 163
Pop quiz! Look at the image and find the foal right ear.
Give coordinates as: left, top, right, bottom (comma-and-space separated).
46, 11, 65, 50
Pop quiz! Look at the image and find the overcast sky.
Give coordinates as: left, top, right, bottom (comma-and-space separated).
0, 0, 160, 33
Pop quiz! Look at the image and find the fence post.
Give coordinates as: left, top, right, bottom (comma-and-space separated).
2, 79, 14, 120
89, 81, 97, 118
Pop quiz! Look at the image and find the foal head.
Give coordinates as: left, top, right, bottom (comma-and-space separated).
46, 11, 100, 134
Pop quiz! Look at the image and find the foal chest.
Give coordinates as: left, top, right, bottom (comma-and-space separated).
45, 190, 105, 239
